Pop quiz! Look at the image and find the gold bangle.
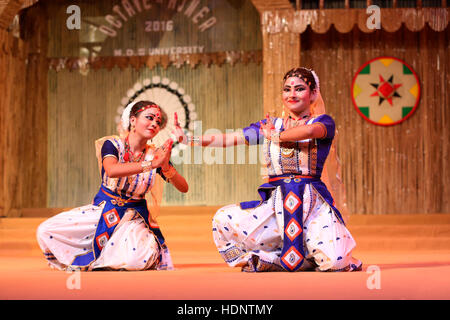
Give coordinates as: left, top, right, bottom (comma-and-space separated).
162, 166, 177, 179
141, 161, 152, 172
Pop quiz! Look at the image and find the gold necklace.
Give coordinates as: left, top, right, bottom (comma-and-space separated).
280, 115, 311, 158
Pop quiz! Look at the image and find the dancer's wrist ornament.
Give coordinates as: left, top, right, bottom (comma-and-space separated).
188, 136, 201, 146
162, 166, 177, 179
141, 161, 153, 172
270, 131, 281, 143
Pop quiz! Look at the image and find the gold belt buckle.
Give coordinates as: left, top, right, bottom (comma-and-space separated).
281, 148, 295, 158
111, 197, 125, 206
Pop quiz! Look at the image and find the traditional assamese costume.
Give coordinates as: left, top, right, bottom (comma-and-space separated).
212, 95, 362, 272
37, 104, 173, 271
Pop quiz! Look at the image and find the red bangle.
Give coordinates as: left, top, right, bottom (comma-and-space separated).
162, 166, 176, 179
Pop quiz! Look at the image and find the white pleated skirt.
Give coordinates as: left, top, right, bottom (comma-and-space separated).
36, 203, 173, 271
212, 184, 362, 272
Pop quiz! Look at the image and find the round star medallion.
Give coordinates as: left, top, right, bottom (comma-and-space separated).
351, 56, 420, 126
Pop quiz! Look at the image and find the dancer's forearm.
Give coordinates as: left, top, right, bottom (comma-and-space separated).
195, 131, 246, 147
103, 158, 155, 178
167, 172, 189, 193
159, 164, 189, 193
279, 124, 326, 142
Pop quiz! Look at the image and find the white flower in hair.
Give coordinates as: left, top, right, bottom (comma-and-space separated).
121, 100, 139, 132
303, 68, 320, 103
310, 70, 320, 91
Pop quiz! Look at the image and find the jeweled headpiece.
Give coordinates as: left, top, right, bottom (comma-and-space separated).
283, 67, 320, 92
136, 103, 160, 115
121, 101, 163, 132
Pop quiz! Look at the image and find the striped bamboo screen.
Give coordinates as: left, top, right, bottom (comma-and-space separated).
47, 63, 264, 208
1, 1, 449, 216
299, 24, 449, 214
48, 22, 450, 214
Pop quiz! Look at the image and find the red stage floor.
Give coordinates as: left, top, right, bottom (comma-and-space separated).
1, 251, 450, 300
1, 210, 450, 300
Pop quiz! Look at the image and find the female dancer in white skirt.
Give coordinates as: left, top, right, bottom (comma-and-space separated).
173, 67, 362, 272
37, 101, 188, 271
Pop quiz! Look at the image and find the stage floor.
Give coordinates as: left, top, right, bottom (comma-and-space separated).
1, 209, 450, 300
1, 251, 450, 300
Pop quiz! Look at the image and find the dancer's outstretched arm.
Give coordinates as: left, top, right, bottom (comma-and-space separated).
172, 113, 246, 147
192, 131, 246, 147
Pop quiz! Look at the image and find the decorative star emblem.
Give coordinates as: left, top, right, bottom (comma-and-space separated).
370, 74, 402, 106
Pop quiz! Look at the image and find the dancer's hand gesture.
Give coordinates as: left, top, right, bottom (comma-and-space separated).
171, 112, 188, 144
259, 113, 276, 140
153, 139, 173, 169
161, 138, 173, 171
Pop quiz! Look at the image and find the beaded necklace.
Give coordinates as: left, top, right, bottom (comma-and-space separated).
284, 113, 311, 130
123, 135, 146, 163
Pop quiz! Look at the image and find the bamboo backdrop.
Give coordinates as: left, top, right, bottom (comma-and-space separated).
299, 24, 449, 214
46, 0, 264, 208
47, 63, 263, 207
1, 1, 449, 216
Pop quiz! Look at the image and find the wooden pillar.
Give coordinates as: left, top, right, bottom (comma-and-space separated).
0, 29, 27, 217
0, 0, 25, 29
250, 1, 298, 117
19, 3, 48, 212
261, 10, 301, 117
0, 2, 48, 217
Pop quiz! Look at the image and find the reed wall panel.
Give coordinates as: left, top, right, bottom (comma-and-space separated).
300, 24, 449, 214
47, 63, 263, 207
262, 30, 301, 116
46, 0, 264, 208
16, 0, 449, 215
